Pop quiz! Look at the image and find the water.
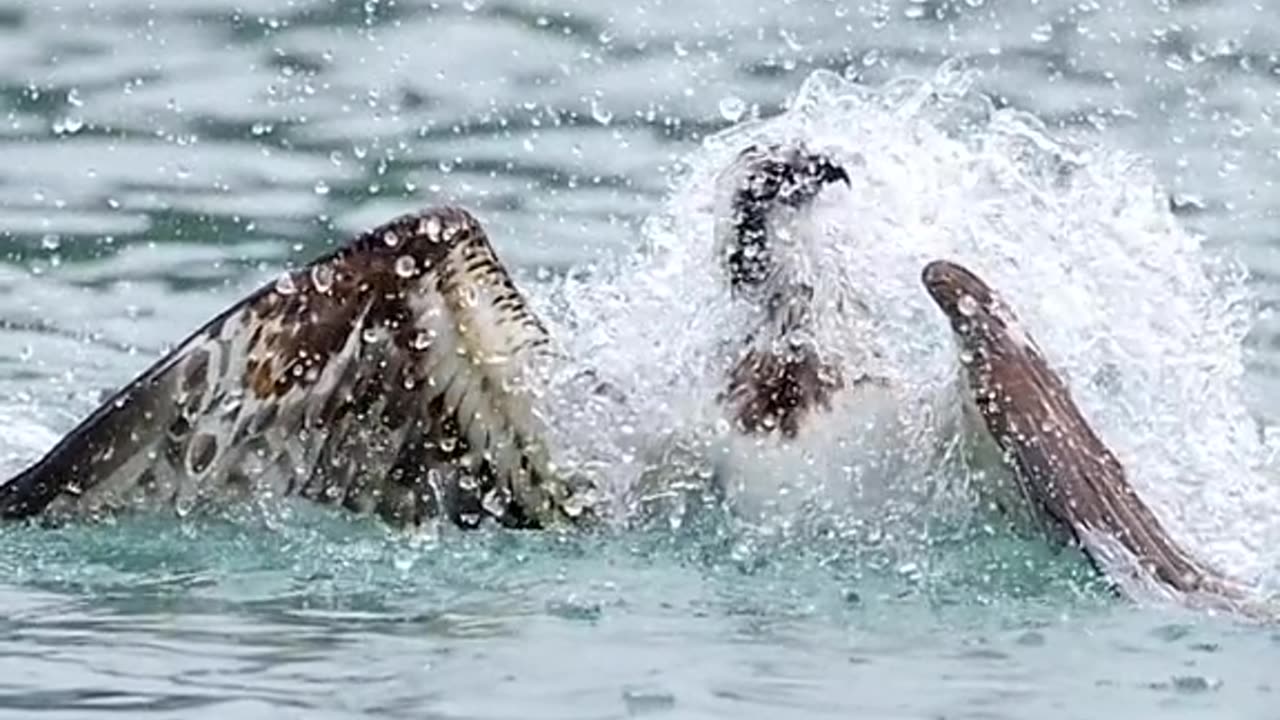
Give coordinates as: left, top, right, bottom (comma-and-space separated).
2, 0, 1280, 717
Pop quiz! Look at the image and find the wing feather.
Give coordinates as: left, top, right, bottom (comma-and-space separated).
0, 206, 589, 529
921, 259, 1260, 611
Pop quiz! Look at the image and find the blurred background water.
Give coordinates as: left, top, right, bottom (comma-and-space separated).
0, 0, 1278, 717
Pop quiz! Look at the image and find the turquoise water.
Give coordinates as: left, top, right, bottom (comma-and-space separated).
2, 0, 1280, 717
0, 511, 1265, 719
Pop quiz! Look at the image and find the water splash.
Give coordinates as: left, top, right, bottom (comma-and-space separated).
536, 62, 1280, 589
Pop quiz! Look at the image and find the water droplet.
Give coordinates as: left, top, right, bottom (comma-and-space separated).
313, 180, 330, 195
174, 492, 195, 518
546, 595, 603, 621
897, 561, 923, 583
410, 331, 431, 350
718, 95, 745, 122
957, 294, 978, 317
53, 116, 84, 135
275, 273, 297, 295
589, 98, 613, 125
422, 215, 442, 241
310, 265, 334, 293
621, 688, 676, 715
383, 229, 400, 247
481, 487, 509, 516
395, 255, 418, 277
439, 436, 457, 453
393, 553, 414, 573
361, 327, 381, 344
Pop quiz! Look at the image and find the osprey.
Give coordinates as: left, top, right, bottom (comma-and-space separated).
0, 142, 1264, 618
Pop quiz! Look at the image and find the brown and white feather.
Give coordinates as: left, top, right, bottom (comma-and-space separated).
0, 207, 586, 529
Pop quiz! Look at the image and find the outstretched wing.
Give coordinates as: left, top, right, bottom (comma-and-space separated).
921, 259, 1254, 607
0, 207, 590, 529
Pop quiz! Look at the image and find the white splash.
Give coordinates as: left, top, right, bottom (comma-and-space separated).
533, 62, 1280, 589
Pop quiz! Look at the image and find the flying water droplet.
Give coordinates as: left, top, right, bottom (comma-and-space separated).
718, 95, 745, 122
53, 116, 84, 135
590, 98, 613, 125
957, 294, 978, 317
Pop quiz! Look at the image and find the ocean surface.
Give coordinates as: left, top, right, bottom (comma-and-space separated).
0, 0, 1279, 717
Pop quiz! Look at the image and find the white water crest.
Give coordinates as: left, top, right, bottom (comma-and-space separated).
534, 61, 1280, 591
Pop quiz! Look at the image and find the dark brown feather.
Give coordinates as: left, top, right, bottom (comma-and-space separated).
921, 259, 1252, 604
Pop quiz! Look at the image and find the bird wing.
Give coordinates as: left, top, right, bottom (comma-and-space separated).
0, 207, 590, 529
921, 258, 1253, 607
